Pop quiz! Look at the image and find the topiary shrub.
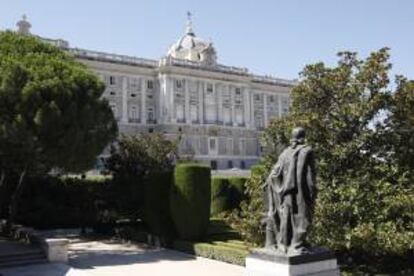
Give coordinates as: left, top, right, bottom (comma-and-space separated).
211, 177, 247, 216
170, 163, 211, 240
144, 171, 176, 241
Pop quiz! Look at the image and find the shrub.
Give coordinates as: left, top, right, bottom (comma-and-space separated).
224, 164, 268, 246
170, 164, 211, 240
16, 176, 109, 229
211, 177, 247, 216
143, 171, 176, 240
172, 240, 248, 266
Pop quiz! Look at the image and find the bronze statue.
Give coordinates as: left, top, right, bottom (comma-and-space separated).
264, 127, 316, 255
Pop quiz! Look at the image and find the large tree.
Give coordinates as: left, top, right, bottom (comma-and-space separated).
0, 31, 118, 226
228, 48, 414, 273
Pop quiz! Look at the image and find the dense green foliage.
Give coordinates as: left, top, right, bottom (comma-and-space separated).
0, 31, 117, 226
211, 176, 247, 216
143, 171, 176, 240
107, 134, 177, 179
0, 31, 117, 174
8, 176, 109, 229
227, 49, 414, 273
106, 134, 177, 220
170, 164, 211, 240
225, 165, 267, 245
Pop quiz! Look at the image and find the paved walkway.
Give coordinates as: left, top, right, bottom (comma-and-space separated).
0, 238, 245, 276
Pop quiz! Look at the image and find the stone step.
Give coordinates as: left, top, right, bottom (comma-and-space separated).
0, 250, 47, 268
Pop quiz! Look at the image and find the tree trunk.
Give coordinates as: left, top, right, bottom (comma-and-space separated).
7, 168, 27, 233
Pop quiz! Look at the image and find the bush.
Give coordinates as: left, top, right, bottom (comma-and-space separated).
211, 177, 247, 216
172, 240, 248, 266
224, 165, 268, 246
143, 171, 176, 240
16, 176, 109, 229
170, 164, 211, 240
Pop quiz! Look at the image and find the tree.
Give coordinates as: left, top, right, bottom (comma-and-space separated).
228, 48, 414, 273
105, 133, 178, 219
0, 31, 118, 227
106, 134, 178, 179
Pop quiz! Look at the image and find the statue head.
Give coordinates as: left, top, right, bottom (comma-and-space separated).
291, 127, 306, 145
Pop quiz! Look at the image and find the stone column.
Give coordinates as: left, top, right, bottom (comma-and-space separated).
278, 94, 283, 117
199, 82, 204, 124
121, 76, 128, 123
231, 87, 236, 126
141, 79, 146, 124
250, 91, 255, 129
263, 93, 268, 127
243, 87, 249, 126
185, 79, 190, 124
217, 84, 223, 124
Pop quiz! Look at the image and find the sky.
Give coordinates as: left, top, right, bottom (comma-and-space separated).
0, 0, 413, 80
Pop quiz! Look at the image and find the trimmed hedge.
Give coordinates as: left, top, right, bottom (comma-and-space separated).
143, 171, 175, 239
211, 177, 247, 216
173, 240, 248, 266
170, 164, 211, 240
16, 176, 109, 229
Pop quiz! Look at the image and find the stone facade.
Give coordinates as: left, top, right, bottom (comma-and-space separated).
13, 15, 295, 169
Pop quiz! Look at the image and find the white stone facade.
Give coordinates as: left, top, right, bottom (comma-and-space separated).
13, 15, 295, 169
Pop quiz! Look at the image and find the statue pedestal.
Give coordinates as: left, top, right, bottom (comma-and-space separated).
245, 247, 340, 276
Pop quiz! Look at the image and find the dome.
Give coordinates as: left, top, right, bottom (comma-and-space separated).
167, 14, 217, 65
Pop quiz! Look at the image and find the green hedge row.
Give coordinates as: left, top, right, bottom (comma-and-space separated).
16, 176, 110, 229
211, 177, 247, 216
172, 240, 248, 266
170, 164, 211, 241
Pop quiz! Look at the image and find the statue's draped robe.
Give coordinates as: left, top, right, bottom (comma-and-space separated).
266, 144, 316, 252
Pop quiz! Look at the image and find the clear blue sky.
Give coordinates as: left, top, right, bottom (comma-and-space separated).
1, 0, 413, 80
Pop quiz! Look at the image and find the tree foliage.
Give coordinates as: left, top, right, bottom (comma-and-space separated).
227, 48, 414, 272
106, 133, 178, 179
0, 31, 118, 225
105, 134, 178, 220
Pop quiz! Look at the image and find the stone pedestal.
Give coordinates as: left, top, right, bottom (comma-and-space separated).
246, 248, 340, 276
43, 238, 69, 263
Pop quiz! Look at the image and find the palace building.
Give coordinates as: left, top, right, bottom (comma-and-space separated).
13, 15, 295, 169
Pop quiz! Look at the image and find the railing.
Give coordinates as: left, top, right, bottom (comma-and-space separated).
69, 48, 158, 68
251, 75, 297, 86
161, 57, 249, 76
68, 48, 295, 86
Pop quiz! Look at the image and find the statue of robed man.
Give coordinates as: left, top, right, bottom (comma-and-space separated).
264, 127, 316, 255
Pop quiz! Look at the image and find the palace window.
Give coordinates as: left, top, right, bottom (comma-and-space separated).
235, 88, 241, 95
109, 76, 116, 85
210, 160, 217, 170
176, 79, 184, 89
206, 83, 213, 93
147, 80, 154, 90
129, 105, 139, 120
109, 91, 116, 96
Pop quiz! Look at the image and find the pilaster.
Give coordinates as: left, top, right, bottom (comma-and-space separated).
121, 76, 128, 123
141, 79, 146, 124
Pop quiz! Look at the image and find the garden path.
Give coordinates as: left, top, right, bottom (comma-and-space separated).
0, 238, 245, 276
